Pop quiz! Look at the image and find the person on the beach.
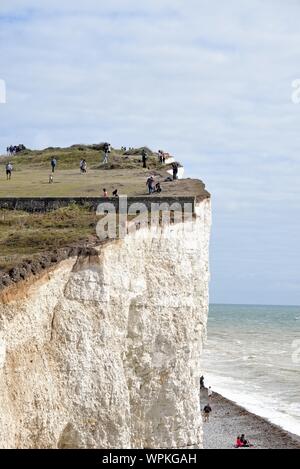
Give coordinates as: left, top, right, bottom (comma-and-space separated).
235, 436, 244, 448
200, 376, 205, 389
203, 404, 212, 422
240, 434, 251, 447
208, 386, 213, 400
103, 188, 108, 198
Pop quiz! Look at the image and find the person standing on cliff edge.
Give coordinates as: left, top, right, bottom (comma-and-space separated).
172, 162, 179, 180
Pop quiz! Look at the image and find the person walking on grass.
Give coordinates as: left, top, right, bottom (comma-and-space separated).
6, 162, 13, 180
142, 148, 148, 168
146, 176, 155, 194
203, 404, 212, 423
80, 159, 87, 173
51, 157, 57, 173
102, 142, 111, 164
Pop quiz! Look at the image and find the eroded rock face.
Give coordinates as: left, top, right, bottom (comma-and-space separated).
0, 199, 211, 449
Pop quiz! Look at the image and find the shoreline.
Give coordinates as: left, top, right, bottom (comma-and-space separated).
201, 389, 300, 449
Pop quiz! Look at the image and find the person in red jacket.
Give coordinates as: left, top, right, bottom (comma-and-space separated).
235, 436, 244, 448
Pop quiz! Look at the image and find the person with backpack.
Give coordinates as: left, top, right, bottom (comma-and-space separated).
51, 158, 57, 173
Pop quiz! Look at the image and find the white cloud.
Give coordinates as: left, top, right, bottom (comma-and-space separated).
0, 0, 300, 303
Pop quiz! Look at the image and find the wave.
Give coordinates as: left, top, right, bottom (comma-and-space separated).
204, 372, 300, 437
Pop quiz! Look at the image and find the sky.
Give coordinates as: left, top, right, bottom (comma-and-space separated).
0, 0, 300, 305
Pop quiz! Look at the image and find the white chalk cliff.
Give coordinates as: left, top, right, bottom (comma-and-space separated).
0, 198, 211, 449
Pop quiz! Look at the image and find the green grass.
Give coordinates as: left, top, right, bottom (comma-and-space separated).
2, 145, 159, 170
0, 145, 165, 197
0, 144, 206, 271
0, 205, 175, 271
0, 205, 98, 270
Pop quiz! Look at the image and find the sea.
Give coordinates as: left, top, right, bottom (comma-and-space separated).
202, 304, 300, 436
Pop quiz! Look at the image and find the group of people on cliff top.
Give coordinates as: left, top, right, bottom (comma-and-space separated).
4, 145, 179, 195
6, 144, 26, 156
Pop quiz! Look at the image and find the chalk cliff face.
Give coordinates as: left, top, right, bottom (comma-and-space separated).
0, 199, 211, 449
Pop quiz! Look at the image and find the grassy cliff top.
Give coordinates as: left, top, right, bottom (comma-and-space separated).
0, 144, 208, 198
0, 205, 98, 272
0, 145, 209, 282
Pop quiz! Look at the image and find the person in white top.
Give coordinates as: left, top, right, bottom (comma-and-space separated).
208, 386, 213, 400
6, 162, 13, 180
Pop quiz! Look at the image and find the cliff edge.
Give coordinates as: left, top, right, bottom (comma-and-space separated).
0, 166, 211, 448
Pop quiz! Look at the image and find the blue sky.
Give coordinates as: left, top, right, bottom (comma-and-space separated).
0, 0, 300, 305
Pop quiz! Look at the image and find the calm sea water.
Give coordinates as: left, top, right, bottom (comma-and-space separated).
202, 304, 300, 436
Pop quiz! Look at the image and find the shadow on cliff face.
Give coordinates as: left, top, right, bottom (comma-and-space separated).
57, 423, 84, 449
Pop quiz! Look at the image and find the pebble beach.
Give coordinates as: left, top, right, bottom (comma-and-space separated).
201, 389, 300, 449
